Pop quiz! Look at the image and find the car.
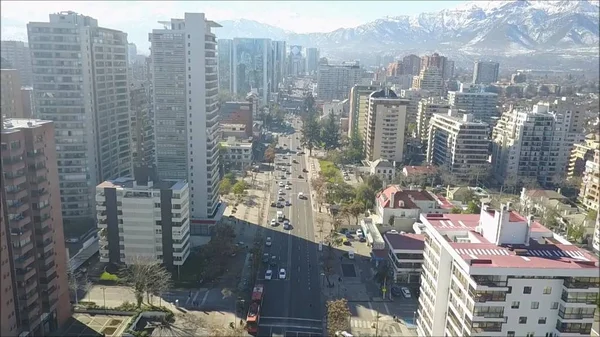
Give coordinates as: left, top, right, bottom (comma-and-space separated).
278, 182, 285, 187
270, 219, 277, 226
298, 192, 305, 199
285, 185, 291, 190
278, 196, 285, 201
335, 331, 354, 337
286, 171, 292, 175
265, 269, 273, 280
286, 181, 291, 186
282, 156, 287, 159
292, 159, 298, 164
285, 200, 291, 206
344, 176, 350, 181
270, 255, 277, 266
356, 229, 364, 237
279, 268, 286, 279
265, 237, 272, 246
359, 236, 367, 243
262, 253, 270, 263
299, 151, 305, 155
391, 286, 402, 297
270, 202, 277, 207
343, 238, 351, 246
278, 189, 285, 195
302, 168, 308, 173
280, 175, 286, 180
345, 233, 354, 239
276, 202, 284, 208
401, 287, 412, 298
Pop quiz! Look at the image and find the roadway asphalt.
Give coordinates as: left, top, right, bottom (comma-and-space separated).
257, 120, 323, 337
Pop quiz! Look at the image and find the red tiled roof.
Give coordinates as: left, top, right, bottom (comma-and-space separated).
377, 185, 434, 209
385, 232, 425, 250
436, 195, 455, 209
403, 165, 436, 177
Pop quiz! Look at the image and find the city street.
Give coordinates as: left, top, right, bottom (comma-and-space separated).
257, 120, 324, 336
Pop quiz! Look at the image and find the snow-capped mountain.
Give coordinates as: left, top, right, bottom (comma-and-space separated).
215, 0, 599, 59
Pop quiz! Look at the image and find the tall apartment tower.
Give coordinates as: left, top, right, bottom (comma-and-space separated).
0, 69, 26, 118
150, 14, 223, 229
364, 89, 409, 162
232, 38, 273, 105
348, 84, 379, 139
472, 61, 500, 84
417, 97, 450, 144
412, 67, 444, 96
217, 39, 233, 92
28, 11, 132, 224
426, 111, 490, 180
492, 98, 585, 187
0, 41, 32, 86
305, 47, 319, 75
130, 82, 154, 168
447, 90, 499, 125
402, 54, 421, 76
127, 43, 137, 64
416, 206, 599, 337
317, 61, 364, 101
580, 149, 599, 212
271, 40, 287, 91
1, 118, 70, 336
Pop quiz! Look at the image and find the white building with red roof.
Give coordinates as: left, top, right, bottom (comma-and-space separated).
416, 203, 599, 337
384, 231, 425, 284
376, 185, 448, 230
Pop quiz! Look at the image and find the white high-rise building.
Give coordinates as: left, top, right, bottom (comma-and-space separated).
317, 61, 364, 101
412, 66, 444, 97
416, 204, 599, 337
447, 90, 499, 125
150, 13, 222, 232
417, 97, 450, 144
364, 89, 409, 162
28, 11, 132, 222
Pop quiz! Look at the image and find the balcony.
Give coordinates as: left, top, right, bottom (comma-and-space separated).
10, 215, 31, 229
2, 157, 26, 171
563, 278, 600, 291
19, 290, 39, 308
4, 171, 26, 186
12, 241, 34, 256
8, 201, 29, 214
555, 323, 592, 335
15, 267, 36, 282
6, 186, 27, 199
558, 310, 595, 320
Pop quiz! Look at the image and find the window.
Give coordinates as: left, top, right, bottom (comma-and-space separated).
511, 301, 520, 309
538, 317, 546, 324
507, 332, 515, 337
531, 301, 539, 309
519, 317, 527, 324
523, 286, 532, 294
526, 333, 535, 337
551, 302, 558, 309
543, 286, 552, 294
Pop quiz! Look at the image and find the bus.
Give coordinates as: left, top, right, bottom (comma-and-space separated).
246, 284, 264, 334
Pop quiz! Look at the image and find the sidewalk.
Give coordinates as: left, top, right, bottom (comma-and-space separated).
223, 171, 271, 240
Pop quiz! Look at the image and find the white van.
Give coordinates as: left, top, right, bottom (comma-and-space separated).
348, 250, 355, 260
277, 211, 284, 221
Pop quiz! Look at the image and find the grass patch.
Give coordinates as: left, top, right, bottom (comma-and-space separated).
319, 160, 342, 183
100, 271, 120, 282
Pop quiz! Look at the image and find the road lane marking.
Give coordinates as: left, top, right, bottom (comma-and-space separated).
258, 324, 323, 331
383, 302, 391, 316
261, 317, 322, 322
199, 290, 210, 307
368, 302, 376, 317
192, 290, 200, 303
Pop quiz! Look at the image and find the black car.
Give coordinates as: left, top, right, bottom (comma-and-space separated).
270, 202, 277, 207
391, 286, 403, 297
302, 168, 308, 173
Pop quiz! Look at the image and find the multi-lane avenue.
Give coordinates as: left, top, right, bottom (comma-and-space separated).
257, 119, 323, 337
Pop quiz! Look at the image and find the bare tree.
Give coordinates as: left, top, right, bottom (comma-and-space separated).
120, 255, 172, 308
327, 299, 351, 336
68, 271, 92, 304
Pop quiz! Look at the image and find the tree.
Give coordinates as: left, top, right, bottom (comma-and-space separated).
232, 180, 248, 200
346, 201, 365, 225
355, 184, 376, 209
327, 182, 355, 204
587, 209, 598, 221
120, 255, 172, 308
303, 93, 316, 114
327, 299, 351, 336
463, 201, 481, 214
450, 207, 462, 214
264, 147, 276, 168
219, 178, 233, 196
567, 223, 586, 243
68, 271, 92, 305
321, 113, 340, 151
301, 114, 321, 155
322, 245, 335, 287
364, 175, 383, 191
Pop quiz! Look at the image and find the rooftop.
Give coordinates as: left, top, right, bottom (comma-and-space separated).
97, 177, 186, 191
402, 165, 436, 177
421, 211, 600, 270
378, 185, 435, 209
1, 118, 51, 133
521, 188, 567, 201
385, 232, 425, 251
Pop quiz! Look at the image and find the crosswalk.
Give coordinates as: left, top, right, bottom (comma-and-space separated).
350, 319, 400, 334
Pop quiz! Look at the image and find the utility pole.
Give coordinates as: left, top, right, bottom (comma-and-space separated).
374, 313, 381, 337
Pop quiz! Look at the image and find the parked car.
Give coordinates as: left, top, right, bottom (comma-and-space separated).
265, 237, 272, 247
279, 268, 286, 279
265, 269, 273, 280
401, 287, 412, 298
391, 286, 402, 297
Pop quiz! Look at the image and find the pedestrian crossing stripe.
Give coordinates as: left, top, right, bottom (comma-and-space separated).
350, 319, 400, 334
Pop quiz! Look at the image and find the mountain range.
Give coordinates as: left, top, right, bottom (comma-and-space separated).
216, 0, 600, 65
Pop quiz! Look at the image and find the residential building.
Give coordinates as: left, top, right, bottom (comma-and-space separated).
130, 82, 154, 168
96, 172, 191, 267
426, 111, 490, 180
20, 87, 34, 118
0, 40, 32, 86
400, 88, 432, 131
217, 39, 233, 92
317, 61, 364, 101
271, 41, 287, 90
348, 84, 379, 139
219, 98, 255, 138
402, 165, 437, 179
369, 159, 396, 185
232, 38, 273, 104
28, 11, 132, 224
593, 213, 599, 253
0, 69, 26, 118
364, 89, 409, 162
568, 133, 599, 177
220, 124, 249, 139
580, 149, 599, 212
402, 54, 421, 76
417, 97, 450, 144
150, 14, 223, 230
376, 185, 448, 228
412, 67, 444, 96
219, 136, 254, 170
415, 204, 599, 337
288, 45, 305, 77
472, 61, 500, 84
492, 99, 585, 187
384, 231, 425, 283
305, 47, 319, 75
443, 60, 455, 80
127, 43, 137, 64
1, 118, 71, 336
447, 90, 498, 125
130, 55, 150, 83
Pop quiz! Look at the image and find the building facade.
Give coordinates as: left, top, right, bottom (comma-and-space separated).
28, 12, 132, 224
317, 61, 364, 101
271, 40, 287, 91
219, 137, 254, 170
412, 67, 444, 97
0, 40, 32, 86
150, 14, 222, 226
417, 97, 450, 144
416, 205, 599, 337
384, 231, 425, 283
447, 90, 498, 125
0, 69, 26, 118
427, 112, 490, 180
364, 89, 409, 162
473, 61, 500, 84
217, 39, 233, 92
568, 134, 599, 177
130, 82, 154, 168
580, 149, 599, 212
97, 175, 191, 267
1, 118, 71, 336
305, 47, 319, 75
348, 84, 379, 140
232, 38, 272, 105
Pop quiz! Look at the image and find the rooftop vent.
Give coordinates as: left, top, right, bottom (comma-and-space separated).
514, 249, 529, 256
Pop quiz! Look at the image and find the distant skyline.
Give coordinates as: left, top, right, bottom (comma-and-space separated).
1, 1, 464, 52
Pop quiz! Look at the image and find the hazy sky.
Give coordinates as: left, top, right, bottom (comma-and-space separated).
1, 1, 464, 51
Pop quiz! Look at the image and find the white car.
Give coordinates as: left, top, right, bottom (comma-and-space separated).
278, 182, 285, 187
265, 269, 273, 280
279, 268, 286, 279
265, 237, 272, 246
401, 287, 412, 298
278, 189, 285, 195
298, 192, 304, 199
356, 229, 364, 237
285, 185, 291, 190
270, 219, 277, 226
286, 181, 291, 186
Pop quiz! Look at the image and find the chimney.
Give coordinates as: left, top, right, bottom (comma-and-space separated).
525, 215, 534, 246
